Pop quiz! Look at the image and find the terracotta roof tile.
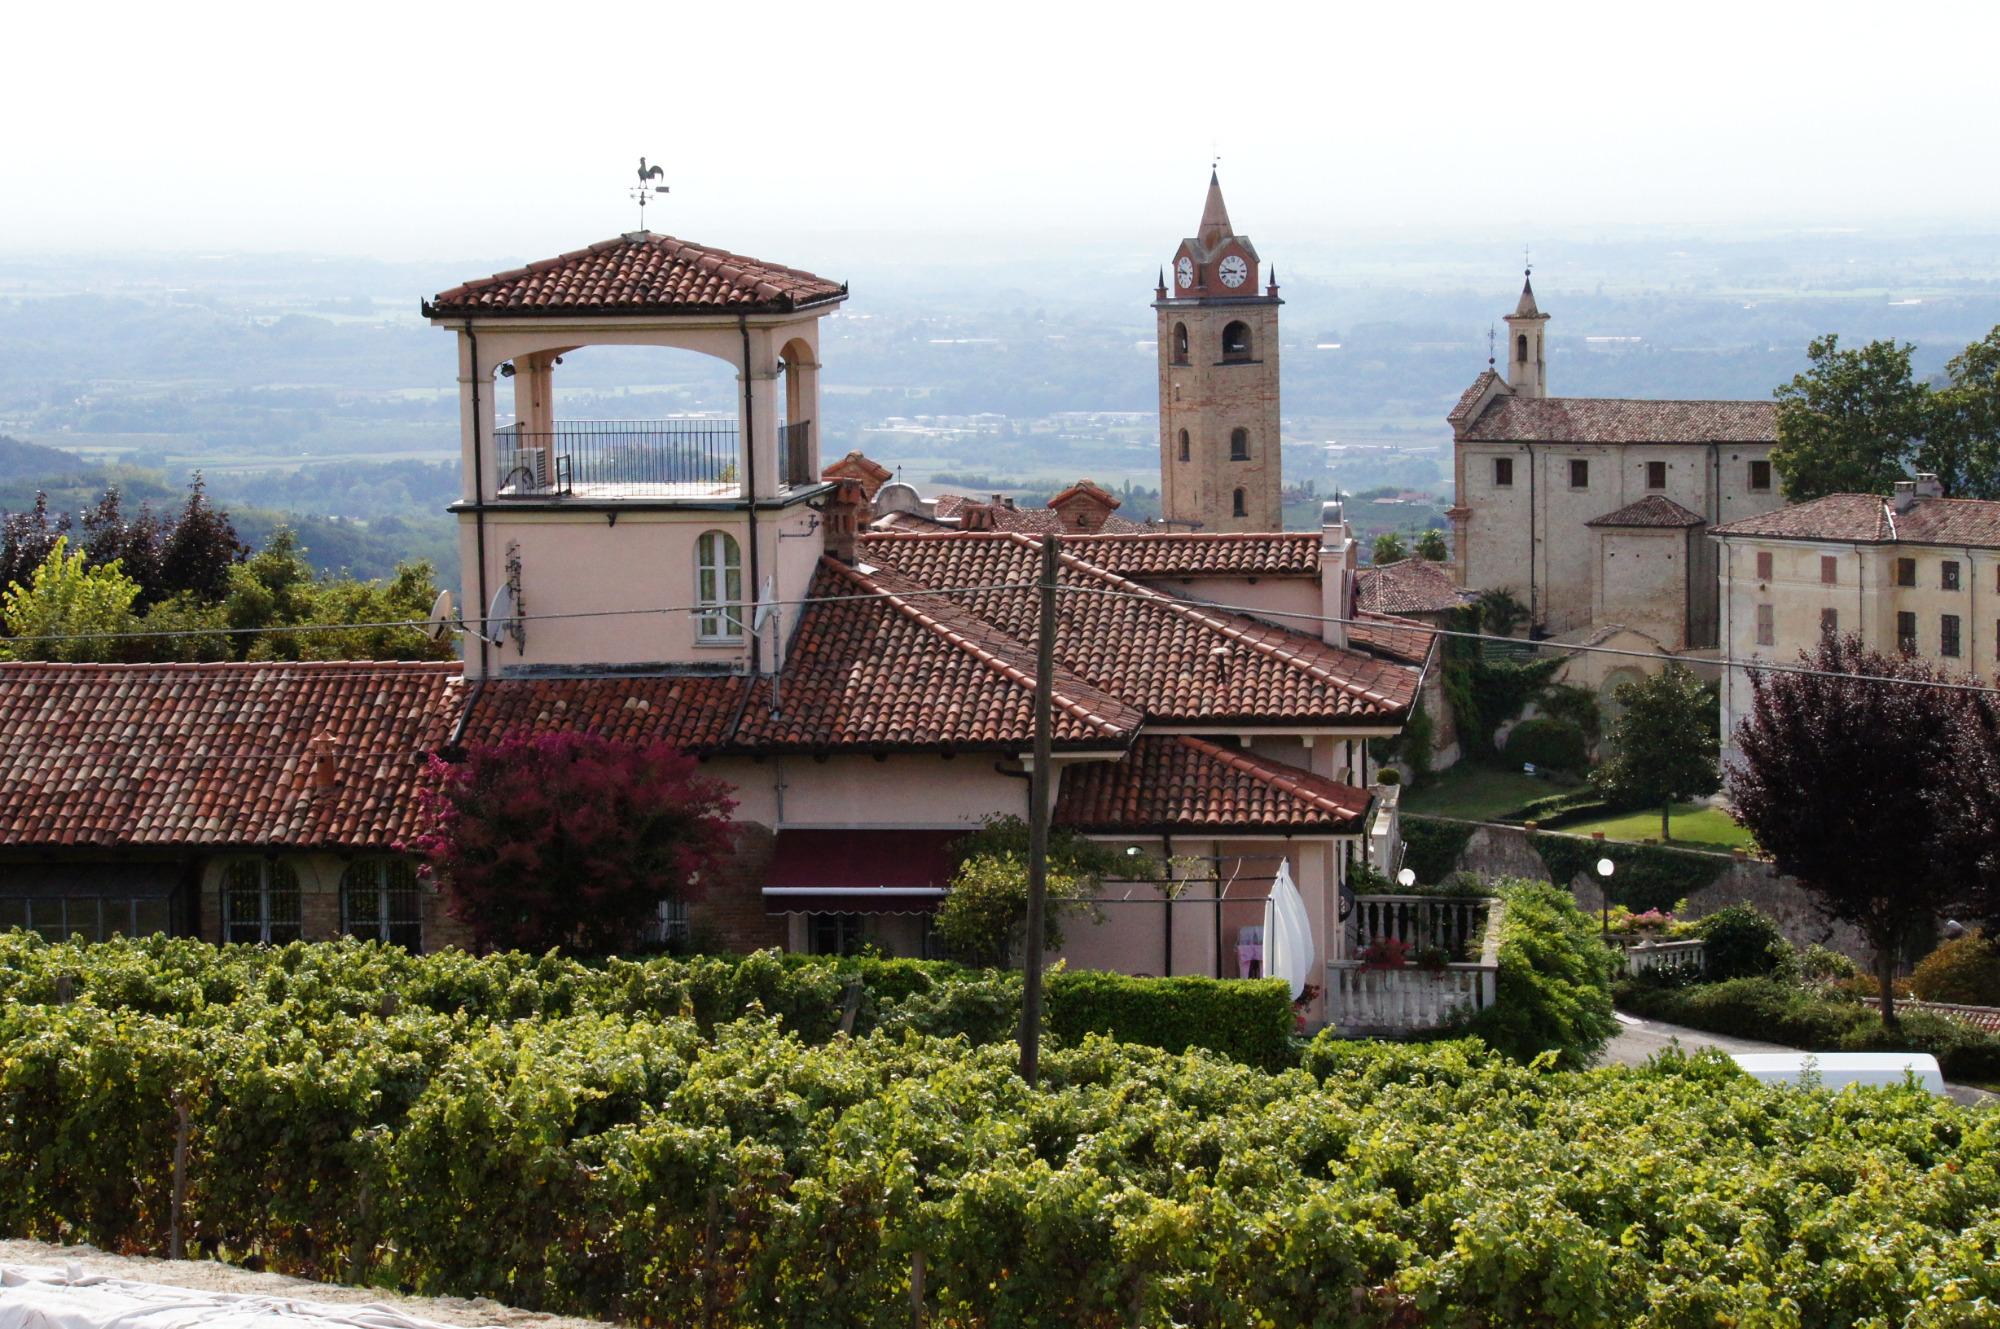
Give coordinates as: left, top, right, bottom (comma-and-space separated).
1030, 531, 1320, 578
733, 558, 1141, 751
1712, 493, 2000, 548
0, 661, 459, 849
1355, 559, 1476, 614
426, 233, 845, 317
1462, 395, 1776, 444
1055, 735, 1370, 834
1586, 495, 1708, 529
1448, 369, 1501, 424
1346, 611, 1441, 666
458, 673, 748, 750
859, 532, 1418, 724
932, 493, 1146, 535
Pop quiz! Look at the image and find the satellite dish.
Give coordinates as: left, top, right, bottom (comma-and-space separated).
751, 576, 776, 634
424, 590, 455, 643
487, 585, 517, 641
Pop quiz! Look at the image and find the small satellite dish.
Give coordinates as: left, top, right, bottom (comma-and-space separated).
751, 576, 776, 634
487, 585, 517, 640
424, 590, 455, 643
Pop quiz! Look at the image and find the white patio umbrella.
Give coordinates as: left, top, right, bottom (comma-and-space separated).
1262, 858, 1314, 1000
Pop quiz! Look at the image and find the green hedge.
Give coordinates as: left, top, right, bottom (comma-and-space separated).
1455, 878, 1620, 1069
1503, 717, 1589, 773
1616, 977, 2000, 1083
1530, 832, 1729, 912
1399, 815, 1476, 884
5, 946, 1999, 1325
1045, 971, 1294, 1069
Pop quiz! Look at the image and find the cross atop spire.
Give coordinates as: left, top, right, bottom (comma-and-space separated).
1197, 170, 1233, 250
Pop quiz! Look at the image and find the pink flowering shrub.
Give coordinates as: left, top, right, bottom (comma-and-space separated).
415, 731, 736, 955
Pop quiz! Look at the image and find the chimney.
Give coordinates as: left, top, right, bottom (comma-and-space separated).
307, 729, 340, 790
960, 502, 995, 532
1319, 501, 1354, 649
1915, 472, 1944, 500
1891, 480, 1918, 514
823, 478, 865, 562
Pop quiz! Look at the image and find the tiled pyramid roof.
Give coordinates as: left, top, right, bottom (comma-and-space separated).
425, 232, 846, 318
1586, 495, 1708, 529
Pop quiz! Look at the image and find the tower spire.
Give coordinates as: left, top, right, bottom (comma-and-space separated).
1197, 171, 1233, 249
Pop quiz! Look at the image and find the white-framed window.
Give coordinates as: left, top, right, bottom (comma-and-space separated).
694, 530, 744, 642
222, 859, 302, 945
340, 858, 424, 949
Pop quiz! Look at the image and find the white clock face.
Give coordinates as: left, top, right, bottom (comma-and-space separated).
1175, 256, 1194, 289
1218, 254, 1249, 288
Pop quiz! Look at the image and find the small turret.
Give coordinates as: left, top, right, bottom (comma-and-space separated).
1502, 267, 1550, 398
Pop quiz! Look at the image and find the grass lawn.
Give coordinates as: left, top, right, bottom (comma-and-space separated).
1557, 803, 1755, 852
1401, 765, 1580, 822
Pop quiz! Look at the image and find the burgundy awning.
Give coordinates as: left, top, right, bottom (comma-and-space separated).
761, 828, 963, 914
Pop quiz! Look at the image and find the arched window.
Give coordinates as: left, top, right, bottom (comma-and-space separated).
1516, 333, 1529, 364
695, 530, 744, 642
1178, 429, 1190, 462
1222, 321, 1253, 363
222, 859, 301, 945
1230, 428, 1250, 461
1172, 323, 1189, 365
1232, 488, 1247, 518
341, 858, 423, 949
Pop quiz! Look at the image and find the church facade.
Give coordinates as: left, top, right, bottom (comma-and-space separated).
1446, 275, 1782, 653
1156, 173, 1283, 532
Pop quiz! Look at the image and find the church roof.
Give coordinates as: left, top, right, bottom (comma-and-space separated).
424, 232, 846, 318
1586, 495, 1708, 529
1459, 395, 1777, 445
1512, 273, 1545, 319
1448, 369, 1502, 424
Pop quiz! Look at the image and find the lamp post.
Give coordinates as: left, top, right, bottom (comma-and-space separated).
1596, 856, 1615, 938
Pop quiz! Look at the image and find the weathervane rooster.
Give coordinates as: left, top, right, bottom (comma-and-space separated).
631, 157, 669, 230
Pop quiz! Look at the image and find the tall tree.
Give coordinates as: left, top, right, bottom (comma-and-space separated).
156, 474, 244, 602
79, 487, 166, 606
0, 493, 69, 594
1415, 527, 1449, 561
1590, 663, 1720, 841
416, 732, 737, 956
1772, 335, 1932, 502
1371, 531, 1408, 566
1728, 635, 1993, 1027
1930, 326, 2000, 500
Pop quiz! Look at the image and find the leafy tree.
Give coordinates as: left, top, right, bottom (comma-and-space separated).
1771, 334, 1932, 502
78, 487, 166, 607
1728, 634, 1996, 1027
1477, 587, 1527, 637
0, 493, 69, 594
296, 559, 456, 662
1930, 326, 2000, 500
0, 536, 139, 662
1370, 531, 1408, 565
933, 853, 1098, 968
1590, 664, 1720, 841
1414, 527, 1449, 561
156, 474, 245, 602
416, 732, 736, 956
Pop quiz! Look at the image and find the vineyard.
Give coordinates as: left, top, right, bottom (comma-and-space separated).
1, 933, 1997, 1326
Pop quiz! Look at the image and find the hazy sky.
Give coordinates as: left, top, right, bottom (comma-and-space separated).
8, 0, 1999, 267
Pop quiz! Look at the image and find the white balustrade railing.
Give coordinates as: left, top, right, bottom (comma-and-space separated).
1623, 938, 1706, 978
1328, 894, 1503, 1033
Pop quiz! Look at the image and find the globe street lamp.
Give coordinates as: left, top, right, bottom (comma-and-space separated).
1596, 857, 1616, 937
1396, 867, 1416, 890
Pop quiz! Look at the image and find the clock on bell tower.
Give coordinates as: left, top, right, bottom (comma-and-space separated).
1155, 171, 1283, 532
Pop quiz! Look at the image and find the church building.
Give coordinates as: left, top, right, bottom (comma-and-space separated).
1446, 273, 1783, 660
1156, 173, 1283, 532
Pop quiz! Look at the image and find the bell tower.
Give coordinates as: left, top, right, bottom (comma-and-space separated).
1156, 172, 1283, 531
1503, 269, 1549, 398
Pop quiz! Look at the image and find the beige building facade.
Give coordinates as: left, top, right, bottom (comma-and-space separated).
1156, 173, 1283, 532
1447, 276, 1783, 649
1712, 476, 2000, 756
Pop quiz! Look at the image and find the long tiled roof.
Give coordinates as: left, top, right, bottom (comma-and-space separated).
1055, 735, 1370, 834
1712, 493, 2000, 548
1346, 612, 1440, 667
1057, 532, 1320, 578
1460, 395, 1776, 444
459, 673, 747, 750
1355, 558, 1475, 615
1586, 495, 1708, 529
733, 559, 1142, 751
0, 661, 459, 850
425, 233, 846, 317
858, 532, 1417, 724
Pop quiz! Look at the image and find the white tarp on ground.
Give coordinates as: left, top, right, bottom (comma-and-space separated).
1263, 858, 1313, 1001
0, 1266, 491, 1329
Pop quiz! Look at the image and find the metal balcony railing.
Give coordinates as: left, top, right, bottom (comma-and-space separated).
491, 419, 817, 498
494, 420, 739, 498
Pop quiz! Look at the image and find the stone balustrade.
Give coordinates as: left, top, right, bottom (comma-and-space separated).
1623, 938, 1706, 978
1327, 893, 1502, 1034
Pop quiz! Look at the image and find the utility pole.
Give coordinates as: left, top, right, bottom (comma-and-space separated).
1018, 532, 1059, 1087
